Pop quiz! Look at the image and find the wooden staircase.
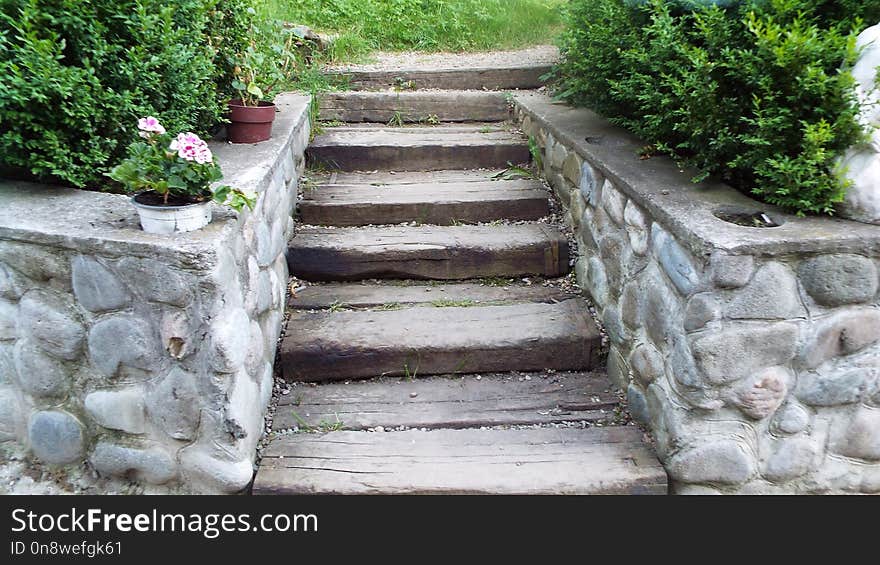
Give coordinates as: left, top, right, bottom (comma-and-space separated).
253, 68, 666, 495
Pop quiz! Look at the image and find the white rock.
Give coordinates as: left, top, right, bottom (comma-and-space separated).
852, 23, 880, 128
209, 306, 250, 373
0, 385, 21, 441
838, 22, 880, 224
225, 370, 264, 454
85, 387, 146, 435
179, 446, 254, 494
839, 144, 880, 224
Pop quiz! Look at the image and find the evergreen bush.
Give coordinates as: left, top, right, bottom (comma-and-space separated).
556, 0, 880, 215
0, 0, 253, 189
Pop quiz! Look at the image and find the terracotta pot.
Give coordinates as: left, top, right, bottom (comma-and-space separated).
227, 99, 276, 143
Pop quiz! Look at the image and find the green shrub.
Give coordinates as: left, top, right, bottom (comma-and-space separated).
209, 0, 259, 101
0, 0, 254, 189
229, 18, 303, 106
556, 0, 879, 215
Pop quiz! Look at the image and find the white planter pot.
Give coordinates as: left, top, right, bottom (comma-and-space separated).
132, 195, 212, 234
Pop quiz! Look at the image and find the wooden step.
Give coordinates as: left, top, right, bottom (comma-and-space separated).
273, 372, 619, 431
325, 64, 552, 91
279, 298, 600, 381
307, 125, 529, 171
288, 281, 573, 310
320, 91, 510, 123
299, 179, 549, 226
253, 426, 667, 495
287, 223, 569, 281
322, 169, 509, 185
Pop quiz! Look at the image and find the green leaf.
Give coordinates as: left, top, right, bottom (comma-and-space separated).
246, 82, 263, 99
167, 175, 186, 189
212, 185, 230, 204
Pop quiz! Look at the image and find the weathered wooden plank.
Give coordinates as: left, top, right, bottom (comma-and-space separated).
287, 223, 569, 281
304, 178, 543, 199
274, 372, 618, 430
279, 298, 600, 381
307, 126, 529, 171
253, 426, 667, 495
288, 282, 574, 310
321, 123, 510, 134
319, 91, 510, 123
299, 180, 549, 226
324, 65, 553, 91
320, 169, 508, 185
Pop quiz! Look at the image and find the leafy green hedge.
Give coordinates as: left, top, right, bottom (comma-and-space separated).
0, 0, 253, 189
556, 0, 880, 215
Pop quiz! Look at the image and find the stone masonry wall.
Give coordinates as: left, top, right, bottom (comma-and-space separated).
0, 93, 311, 493
515, 92, 880, 494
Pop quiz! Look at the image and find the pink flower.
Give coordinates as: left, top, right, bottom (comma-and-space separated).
170, 132, 212, 164
194, 146, 213, 164
137, 116, 166, 137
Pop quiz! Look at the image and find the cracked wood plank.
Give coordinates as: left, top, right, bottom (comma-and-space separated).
324, 65, 552, 91
299, 180, 549, 226
307, 126, 529, 171
254, 426, 667, 495
319, 91, 510, 123
274, 372, 618, 430
287, 223, 569, 280
279, 298, 600, 381
288, 281, 573, 310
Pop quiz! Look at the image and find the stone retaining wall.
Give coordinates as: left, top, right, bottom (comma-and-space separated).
514, 92, 880, 494
0, 93, 310, 493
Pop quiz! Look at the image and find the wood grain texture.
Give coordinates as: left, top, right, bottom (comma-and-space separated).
323, 169, 507, 185
288, 282, 574, 310
319, 91, 510, 123
274, 373, 619, 430
253, 426, 668, 495
287, 223, 569, 281
307, 126, 529, 171
280, 298, 600, 381
324, 65, 552, 91
299, 180, 549, 226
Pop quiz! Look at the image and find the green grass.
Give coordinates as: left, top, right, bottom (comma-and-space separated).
256, 0, 565, 62
289, 411, 345, 433
430, 298, 478, 308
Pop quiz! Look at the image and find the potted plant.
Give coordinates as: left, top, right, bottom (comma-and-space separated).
108, 116, 255, 234
227, 22, 299, 144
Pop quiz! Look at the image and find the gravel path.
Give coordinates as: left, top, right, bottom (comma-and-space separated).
328, 45, 559, 72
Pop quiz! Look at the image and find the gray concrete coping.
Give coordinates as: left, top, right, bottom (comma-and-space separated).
514, 92, 880, 258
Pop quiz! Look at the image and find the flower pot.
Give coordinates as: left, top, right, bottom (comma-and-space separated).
227, 99, 276, 143
131, 191, 212, 234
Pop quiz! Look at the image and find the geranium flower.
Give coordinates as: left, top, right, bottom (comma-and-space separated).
137, 116, 166, 138
194, 146, 213, 164
170, 132, 212, 163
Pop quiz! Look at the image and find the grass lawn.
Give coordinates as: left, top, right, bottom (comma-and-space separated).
256, 0, 566, 62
